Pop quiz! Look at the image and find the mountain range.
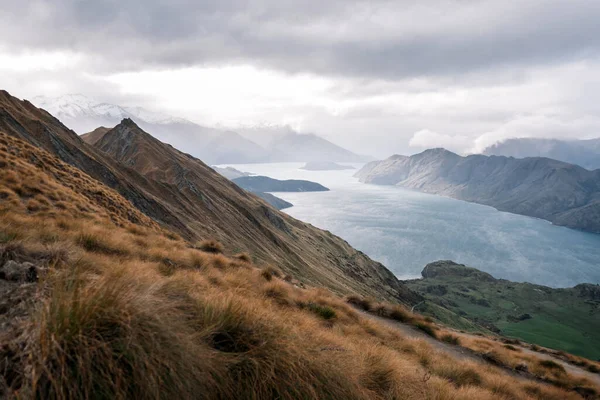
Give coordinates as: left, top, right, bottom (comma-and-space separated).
3, 89, 600, 398
33, 94, 370, 164
1, 90, 414, 303
356, 148, 600, 233
483, 137, 600, 170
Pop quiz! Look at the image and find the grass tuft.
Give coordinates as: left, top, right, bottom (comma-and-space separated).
196, 239, 224, 254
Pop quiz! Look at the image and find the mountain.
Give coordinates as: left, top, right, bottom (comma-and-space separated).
301, 161, 355, 170
2, 132, 593, 400
253, 192, 293, 210
355, 148, 600, 233
212, 166, 252, 180
1, 90, 419, 304
232, 176, 329, 192
483, 138, 600, 170
405, 261, 600, 359
35, 95, 370, 164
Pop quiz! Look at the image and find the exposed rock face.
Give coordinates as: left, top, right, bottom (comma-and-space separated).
232, 176, 329, 192
1, 90, 420, 304
355, 148, 600, 233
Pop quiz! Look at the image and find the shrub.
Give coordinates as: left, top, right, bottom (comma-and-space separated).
587, 364, 600, 373
538, 359, 566, 374
260, 266, 281, 281
503, 344, 520, 351
441, 334, 460, 345
76, 233, 126, 255
196, 239, 224, 254
345, 295, 372, 311
415, 322, 437, 338
388, 306, 412, 323
233, 252, 251, 263
308, 303, 337, 320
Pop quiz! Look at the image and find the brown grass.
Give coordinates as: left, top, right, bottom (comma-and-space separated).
0, 132, 594, 399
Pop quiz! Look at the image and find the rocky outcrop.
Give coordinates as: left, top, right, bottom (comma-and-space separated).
421, 261, 495, 281
355, 149, 600, 233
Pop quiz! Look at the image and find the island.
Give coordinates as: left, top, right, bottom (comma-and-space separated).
232, 176, 329, 192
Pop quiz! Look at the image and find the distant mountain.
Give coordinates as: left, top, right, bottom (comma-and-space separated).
483, 137, 600, 170
253, 192, 293, 210
212, 166, 252, 180
33, 95, 369, 164
301, 161, 355, 171
34, 94, 267, 165
355, 148, 600, 233
212, 167, 292, 210
237, 126, 372, 163
232, 176, 329, 193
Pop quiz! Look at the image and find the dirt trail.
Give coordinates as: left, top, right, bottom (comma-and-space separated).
518, 345, 600, 386
362, 311, 600, 388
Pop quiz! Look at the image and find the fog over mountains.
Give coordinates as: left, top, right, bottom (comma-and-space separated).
33, 94, 370, 165
483, 137, 600, 171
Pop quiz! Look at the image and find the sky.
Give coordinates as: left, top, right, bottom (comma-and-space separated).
1, 0, 600, 157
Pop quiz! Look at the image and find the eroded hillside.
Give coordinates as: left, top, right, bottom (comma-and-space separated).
1, 131, 597, 399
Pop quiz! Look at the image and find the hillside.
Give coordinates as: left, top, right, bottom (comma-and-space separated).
483, 138, 600, 170
355, 149, 600, 233
232, 176, 330, 192
405, 261, 600, 360
1, 90, 417, 304
1, 132, 598, 398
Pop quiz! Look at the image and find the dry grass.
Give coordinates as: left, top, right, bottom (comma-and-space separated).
0, 132, 595, 399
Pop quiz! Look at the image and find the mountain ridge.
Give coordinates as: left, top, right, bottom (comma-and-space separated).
1, 90, 419, 304
355, 148, 600, 233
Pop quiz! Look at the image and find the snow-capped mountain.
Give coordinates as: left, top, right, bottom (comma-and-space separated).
31, 94, 371, 164
33, 94, 192, 132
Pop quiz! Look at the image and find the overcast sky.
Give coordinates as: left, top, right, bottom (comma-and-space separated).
1, 0, 600, 157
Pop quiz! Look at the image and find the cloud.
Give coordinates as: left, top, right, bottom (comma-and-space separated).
472, 114, 600, 153
2, 1, 600, 158
1, 0, 600, 80
409, 130, 471, 154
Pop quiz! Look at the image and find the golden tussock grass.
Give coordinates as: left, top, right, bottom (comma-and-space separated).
0, 133, 596, 399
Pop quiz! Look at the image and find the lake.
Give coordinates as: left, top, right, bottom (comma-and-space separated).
222, 162, 600, 288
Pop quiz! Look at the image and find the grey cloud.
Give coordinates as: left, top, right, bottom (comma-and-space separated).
2, 0, 600, 80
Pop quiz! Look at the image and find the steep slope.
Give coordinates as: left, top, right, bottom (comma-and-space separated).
90, 117, 419, 303
405, 261, 600, 359
356, 149, 600, 233
1, 90, 418, 304
3, 134, 592, 399
483, 138, 600, 170
0, 90, 188, 234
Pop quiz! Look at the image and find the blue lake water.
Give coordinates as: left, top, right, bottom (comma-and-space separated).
223, 162, 600, 288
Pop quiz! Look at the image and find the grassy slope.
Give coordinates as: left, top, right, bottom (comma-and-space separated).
0, 91, 418, 305
405, 262, 600, 359
1, 132, 591, 399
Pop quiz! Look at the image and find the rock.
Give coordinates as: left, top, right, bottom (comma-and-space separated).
0, 261, 39, 283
